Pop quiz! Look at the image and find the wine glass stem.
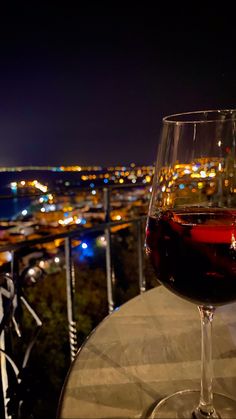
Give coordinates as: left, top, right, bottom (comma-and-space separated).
194, 306, 217, 418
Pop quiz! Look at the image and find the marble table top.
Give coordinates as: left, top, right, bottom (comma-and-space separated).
57, 285, 236, 418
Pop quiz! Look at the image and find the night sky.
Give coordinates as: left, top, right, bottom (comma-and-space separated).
0, 3, 236, 167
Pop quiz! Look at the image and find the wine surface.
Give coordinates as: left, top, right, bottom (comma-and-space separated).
146, 208, 236, 305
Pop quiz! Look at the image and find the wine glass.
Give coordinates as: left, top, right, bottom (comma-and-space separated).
145, 109, 236, 418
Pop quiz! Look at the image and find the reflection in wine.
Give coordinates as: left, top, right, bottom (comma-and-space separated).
146, 209, 236, 306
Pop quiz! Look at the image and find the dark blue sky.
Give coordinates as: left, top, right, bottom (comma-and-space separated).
0, 3, 236, 167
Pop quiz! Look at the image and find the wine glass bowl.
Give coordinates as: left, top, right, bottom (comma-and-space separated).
145, 109, 236, 418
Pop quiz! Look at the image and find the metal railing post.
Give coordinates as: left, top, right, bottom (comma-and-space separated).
10, 250, 21, 337
137, 219, 146, 293
65, 237, 78, 362
0, 290, 10, 419
103, 188, 114, 313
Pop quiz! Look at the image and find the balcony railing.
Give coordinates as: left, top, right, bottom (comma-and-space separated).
0, 185, 148, 419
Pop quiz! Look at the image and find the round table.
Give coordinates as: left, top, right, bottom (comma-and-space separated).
57, 286, 236, 418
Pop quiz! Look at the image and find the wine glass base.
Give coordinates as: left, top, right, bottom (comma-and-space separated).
148, 389, 236, 419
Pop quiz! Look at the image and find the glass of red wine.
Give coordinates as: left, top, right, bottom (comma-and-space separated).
145, 109, 236, 418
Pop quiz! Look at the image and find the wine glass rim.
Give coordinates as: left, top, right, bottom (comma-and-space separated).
163, 109, 236, 124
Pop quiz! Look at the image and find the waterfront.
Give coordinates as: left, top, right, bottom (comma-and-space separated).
0, 165, 153, 220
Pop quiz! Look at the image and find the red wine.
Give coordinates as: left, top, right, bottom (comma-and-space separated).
145, 208, 236, 306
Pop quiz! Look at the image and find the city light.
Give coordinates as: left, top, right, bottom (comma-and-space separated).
1, 164, 153, 264
28, 268, 36, 276
96, 235, 107, 247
